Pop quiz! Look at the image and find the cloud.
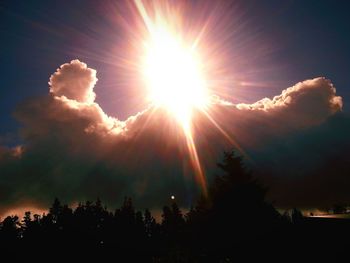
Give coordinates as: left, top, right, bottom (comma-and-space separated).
253, 113, 350, 208
237, 78, 342, 113
49, 60, 97, 103
0, 59, 348, 216
237, 77, 342, 126
192, 78, 343, 153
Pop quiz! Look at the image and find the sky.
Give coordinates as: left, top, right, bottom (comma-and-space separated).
1, 0, 350, 137
0, 0, 350, 215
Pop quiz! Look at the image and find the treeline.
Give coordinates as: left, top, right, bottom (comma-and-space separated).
0, 151, 349, 261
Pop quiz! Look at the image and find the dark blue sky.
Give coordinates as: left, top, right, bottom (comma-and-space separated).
1, 0, 350, 143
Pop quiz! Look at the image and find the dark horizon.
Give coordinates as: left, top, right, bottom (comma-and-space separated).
1, 151, 349, 261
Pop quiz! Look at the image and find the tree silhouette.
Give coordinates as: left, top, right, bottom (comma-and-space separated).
0, 215, 20, 246
0, 150, 348, 261
161, 203, 185, 241
144, 209, 157, 238
22, 211, 32, 230
50, 197, 63, 224
333, 204, 347, 214
186, 150, 282, 259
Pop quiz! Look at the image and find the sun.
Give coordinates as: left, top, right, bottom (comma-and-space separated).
142, 24, 209, 124
135, 0, 210, 196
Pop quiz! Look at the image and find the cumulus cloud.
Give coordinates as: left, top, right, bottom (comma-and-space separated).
237, 78, 342, 113
49, 60, 97, 103
0, 59, 348, 215
236, 78, 342, 130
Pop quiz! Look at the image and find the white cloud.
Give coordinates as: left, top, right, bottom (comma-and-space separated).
49, 60, 97, 103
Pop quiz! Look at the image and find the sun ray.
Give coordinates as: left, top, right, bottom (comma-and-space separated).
182, 121, 208, 197
201, 108, 253, 163
134, 0, 210, 195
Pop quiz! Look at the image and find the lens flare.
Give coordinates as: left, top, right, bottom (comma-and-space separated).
138, 9, 208, 125
135, 0, 210, 195
133, 0, 247, 197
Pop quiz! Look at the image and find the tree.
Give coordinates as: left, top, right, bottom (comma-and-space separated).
135, 210, 145, 235
49, 197, 63, 224
22, 211, 32, 230
333, 204, 347, 214
290, 208, 304, 224
0, 216, 20, 244
161, 202, 185, 243
144, 209, 157, 238
118, 197, 135, 223
187, 150, 282, 258
208, 151, 267, 212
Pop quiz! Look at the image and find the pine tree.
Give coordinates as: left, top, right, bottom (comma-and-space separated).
144, 209, 157, 238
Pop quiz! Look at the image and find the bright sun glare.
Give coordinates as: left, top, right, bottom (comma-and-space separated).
135, 0, 248, 198
143, 25, 208, 124
135, 0, 210, 196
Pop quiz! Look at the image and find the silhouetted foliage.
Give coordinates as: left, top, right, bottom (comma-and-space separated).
0, 215, 20, 244
333, 203, 347, 214
184, 150, 284, 259
0, 150, 349, 261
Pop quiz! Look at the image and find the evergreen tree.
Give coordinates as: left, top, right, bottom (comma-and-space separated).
0, 216, 20, 244
144, 209, 157, 238
49, 198, 63, 224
